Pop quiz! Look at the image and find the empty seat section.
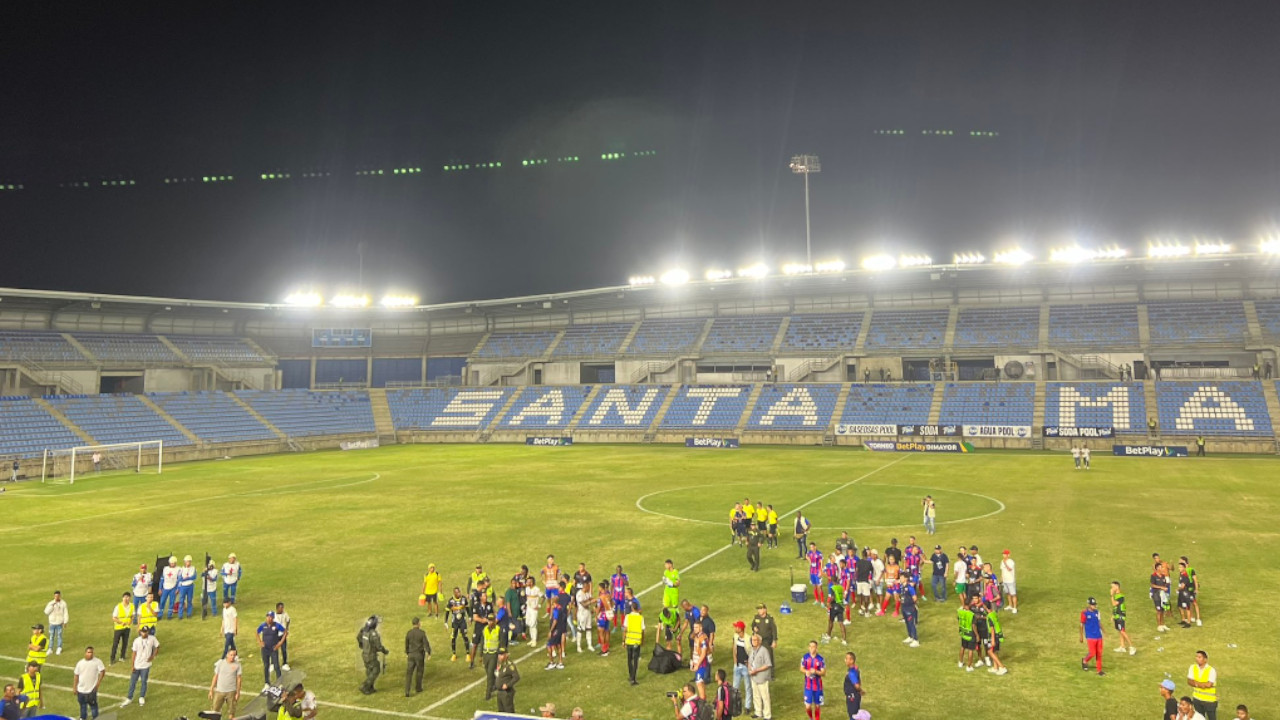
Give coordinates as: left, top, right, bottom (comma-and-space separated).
1254, 299, 1280, 339
1048, 304, 1140, 347
575, 385, 671, 429
74, 333, 181, 363
552, 323, 632, 357
0, 396, 82, 459
780, 314, 863, 353
938, 383, 1035, 426
1146, 301, 1246, 344
623, 319, 706, 355
863, 309, 948, 350
701, 317, 783, 354
746, 384, 840, 430
150, 391, 278, 443
237, 389, 376, 437
1155, 381, 1272, 436
47, 394, 192, 447
475, 331, 559, 359
953, 307, 1040, 348
387, 387, 515, 430
1044, 383, 1146, 432
659, 385, 751, 429
0, 332, 85, 364
498, 386, 593, 428
839, 384, 933, 426
167, 336, 269, 364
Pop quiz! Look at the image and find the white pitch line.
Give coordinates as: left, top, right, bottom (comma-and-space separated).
1, 676, 127, 701
416, 455, 909, 716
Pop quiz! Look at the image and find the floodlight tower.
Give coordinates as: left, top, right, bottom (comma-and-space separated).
789, 155, 821, 265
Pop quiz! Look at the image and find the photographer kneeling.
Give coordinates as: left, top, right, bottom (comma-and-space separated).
669, 683, 706, 720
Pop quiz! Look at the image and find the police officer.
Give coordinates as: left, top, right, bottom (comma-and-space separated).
746, 526, 761, 572
357, 617, 388, 695
404, 617, 431, 697
481, 614, 505, 701
494, 649, 520, 713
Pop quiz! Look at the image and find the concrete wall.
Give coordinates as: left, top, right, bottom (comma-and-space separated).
538, 361, 581, 386
145, 368, 196, 393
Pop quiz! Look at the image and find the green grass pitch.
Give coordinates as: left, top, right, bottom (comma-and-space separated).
1, 444, 1275, 719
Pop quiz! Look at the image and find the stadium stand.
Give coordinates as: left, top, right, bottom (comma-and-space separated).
498, 385, 593, 428
1254, 299, 1280, 339
623, 318, 706, 355
46, 394, 192, 447
0, 396, 83, 458
1047, 303, 1140, 347
552, 323, 633, 357
746, 383, 840, 429
701, 317, 783, 354
387, 387, 516, 430
150, 391, 278, 443
575, 385, 671, 429
0, 331, 85, 364
938, 382, 1035, 426
474, 330, 559, 359
74, 333, 181, 363
1146, 301, 1247, 344
659, 385, 752, 429
167, 336, 270, 364
953, 306, 1040, 348
863, 309, 949, 350
237, 389, 376, 437
1044, 382, 1147, 432
839, 383, 933, 426
779, 313, 863, 353
1155, 381, 1272, 436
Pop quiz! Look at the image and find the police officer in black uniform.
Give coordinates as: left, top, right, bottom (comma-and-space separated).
357, 616, 389, 695
404, 617, 431, 697
494, 649, 520, 713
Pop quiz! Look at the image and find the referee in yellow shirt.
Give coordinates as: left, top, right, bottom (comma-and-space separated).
422, 564, 442, 618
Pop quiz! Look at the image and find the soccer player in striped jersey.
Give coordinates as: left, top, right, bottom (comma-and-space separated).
609, 566, 629, 630
806, 544, 825, 605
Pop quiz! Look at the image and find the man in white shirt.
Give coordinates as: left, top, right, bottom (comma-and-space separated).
208, 649, 242, 719
953, 550, 969, 607
222, 554, 242, 603
1082, 446, 1092, 470
523, 577, 542, 647
177, 555, 198, 620
131, 564, 152, 612
1071, 445, 1081, 469
160, 557, 181, 621
43, 591, 69, 655
869, 550, 885, 614
274, 602, 292, 671
204, 561, 220, 617
73, 646, 106, 720
121, 626, 159, 707
221, 599, 239, 657
1000, 550, 1018, 614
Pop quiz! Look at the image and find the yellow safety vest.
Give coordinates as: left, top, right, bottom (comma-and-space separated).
483, 625, 502, 653
624, 612, 644, 645
138, 601, 159, 628
18, 672, 40, 707
26, 634, 48, 665
1191, 664, 1217, 703
114, 602, 135, 630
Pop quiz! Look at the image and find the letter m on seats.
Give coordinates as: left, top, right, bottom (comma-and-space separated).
1057, 386, 1130, 429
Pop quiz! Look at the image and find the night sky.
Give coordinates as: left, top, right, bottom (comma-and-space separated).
2, 2, 1279, 304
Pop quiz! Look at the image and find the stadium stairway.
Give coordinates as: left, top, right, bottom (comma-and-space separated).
1143, 380, 1159, 436
734, 383, 765, 433
61, 334, 96, 363
365, 388, 398, 444
135, 395, 202, 444
479, 388, 525, 441
615, 320, 644, 354
1243, 300, 1265, 344
1260, 381, 1280, 453
155, 336, 192, 364
32, 397, 98, 445
854, 309, 873, 353
830, 382, 852, 432
1038, 303, 1051, 348
692, 318, 716, 356
942, 305, 959, 353
227, 394, 288, 440
241, 337, 275, 361
926, 383, 946, 425
541, 329, 568, 356
1137, 304, 1152, 346
644, 383, 682, 441
769, 317, 792, 354
565, 385, 604, 433
1031, 379, 1047, 448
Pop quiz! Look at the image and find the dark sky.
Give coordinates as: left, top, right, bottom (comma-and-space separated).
2, 2, 1279, 303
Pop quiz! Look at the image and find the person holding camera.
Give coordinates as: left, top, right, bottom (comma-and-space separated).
669, 683, 704, 720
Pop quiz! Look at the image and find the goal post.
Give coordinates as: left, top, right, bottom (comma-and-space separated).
41, 440, 164, 484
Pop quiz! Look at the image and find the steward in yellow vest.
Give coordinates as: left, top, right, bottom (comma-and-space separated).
26, 625, 49, 666
18, 662, 42, 712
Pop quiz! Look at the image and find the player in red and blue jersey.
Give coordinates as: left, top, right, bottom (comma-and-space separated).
841, 550, 857, 623
904, 536, 924, 596
801, 640, 826, 720
807, 544, 825, 605
609, 565, 629, 629
823, 555, 841, 592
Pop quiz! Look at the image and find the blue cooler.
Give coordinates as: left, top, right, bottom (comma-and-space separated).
790, 584, 807, 604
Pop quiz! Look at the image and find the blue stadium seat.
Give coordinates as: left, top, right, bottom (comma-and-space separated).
953, 307, 1040, 348
863, 309, 948, 350
839, 384, 933, 426
0, 332, 85, 364
746, 384, 840, 430
167, 336, 270, 364
1048, 304, 1140, 347
1155, 381, 1272, 436
659, 385, 751, 429
575, 385, 671, 429
150, 391, 278, 442
387, 387, 515, 430
1254, 299, 1280, 339
623, 319, 706, 355
1146, 301, 1246, 344
938, 383, 1034, 426
498, 386, 593, 428
702, 317, 783, 354
0, 396, 82, 459
475, 331, 559, 359
47, 394, 192, 447
552, 323, 632, 357
780, 314, 863, 353
74, 333, 181, 363
1044, 383, 1146, 432
237, 389, 376, 437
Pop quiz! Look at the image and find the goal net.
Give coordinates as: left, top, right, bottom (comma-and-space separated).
41, 440, 164, 484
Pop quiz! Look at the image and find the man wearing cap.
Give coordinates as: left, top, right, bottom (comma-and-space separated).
1187, 650, 1218, 720
110, 593, 134, 665
1000, 550, 1018, 614
358, 616, 389, 695
750, 604, 777, 662
42, 591, 68, 656
177, 555, 198, 620
1080, 597, 1104, 676
404, 617, 430, 697
257, 611, 286, 690
1160, 678, 1178, 720
929, 545, 949, 603
121, 625, 158, 707
26, 625, 48, 668
15, 662, 41, 717
730, 621, 751, 712
222, 554, 242, 603
422, 564, 442, 619
131, 564, 152, 612
204, 561, 220, 617
494, 649, 520, 713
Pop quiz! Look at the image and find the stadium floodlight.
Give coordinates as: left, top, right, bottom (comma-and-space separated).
898, 254, 932, 268
1193, 240, 1232, 256
283, 291, 323, 307
1261, 237, 1280, 255
659, 268, 690, 286
782, 263, 813, 275
993, 248, 1033, 266
789, 154, 821, 264
737, 263, 769, 279
1147, 241, 1190, 258
953, 252, 986, 265
380, 294, 418, 308
1049, 245, 1095, 264
331, 294, 370, 308
861, 254, 897, 272
705, 268, 733, 281
628, 275, 656, 286
814, 259, 846, 273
